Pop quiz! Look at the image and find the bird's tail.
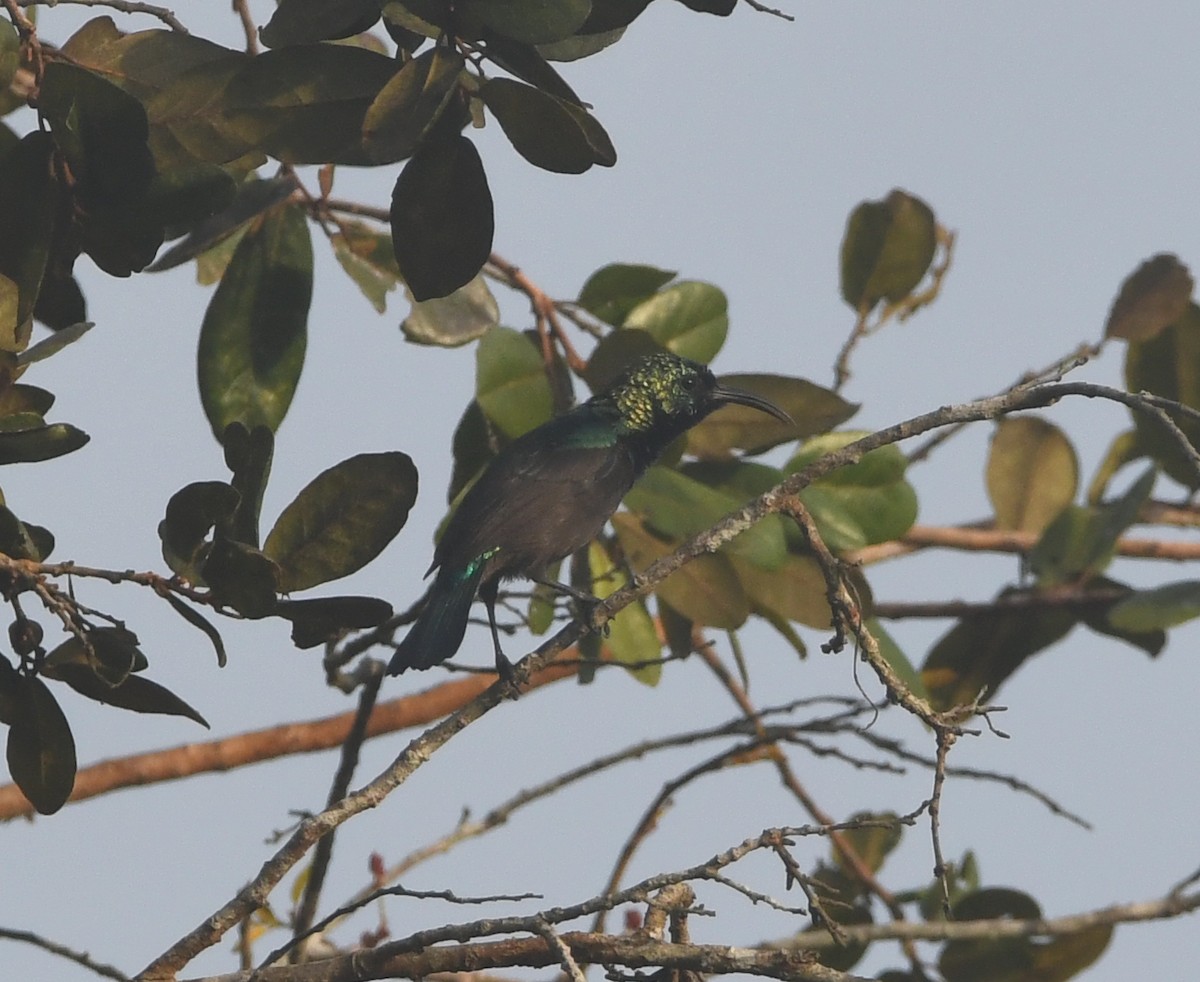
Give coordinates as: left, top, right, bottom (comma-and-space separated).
387, 563, 485, 674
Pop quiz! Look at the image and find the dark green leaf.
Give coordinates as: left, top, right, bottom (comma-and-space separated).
675, 0, 736, 14
402, 273, 499, 346
390, 135, 494, 301
463, 0, 592, 44
198, 203, 312, 437
482, 77, 609, 173
577, 262, 676, 325
0, 423, 89, 465
147, 54, 263, 167
0, 132, 57, 350
148, 177, 297, 272
276, 596, 394, 648
158, 480, 240, 579
160, 591, 228, 667
62, 16, 240, 102
688, 374, 855, 460
363, 48, 464, 164
1124, 301, 1200, 487
1104, 253, 1193, 342
475, 326, 554, 438
1029, 466, 1155, 586
1030, 924, 1112, 982
222, 422, 274, 547
840, 189, 937, 312
52, 663, 209, 728
42, 627, 147, 687
202, 537, 281, 618
583, 328, 669, 392
33, 267, 87, 332
6, 673, 76, 815
538, 26, 626, 62
986, 416, 1078, 534
0, 383, 54, 418
481, 35, 583, 103
0, 504, 40, 559
1077, 577, 1165, 658
449, 399, 493, 503
261, 0, 382, 47
221, 44, 398, 165
264, 452, 418, 592
921, 590, 1077, 710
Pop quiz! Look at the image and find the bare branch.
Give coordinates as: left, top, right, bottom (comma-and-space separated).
17, 0, 187, 32
0, 926, 131, 981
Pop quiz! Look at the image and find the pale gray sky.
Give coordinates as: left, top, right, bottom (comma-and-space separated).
3, 3, 1199, 980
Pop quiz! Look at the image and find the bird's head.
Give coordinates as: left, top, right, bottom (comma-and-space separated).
607, 352, 792, 435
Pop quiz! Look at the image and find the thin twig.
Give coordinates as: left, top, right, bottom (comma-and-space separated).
17, 0, 187, 32
0, 926, 130, 981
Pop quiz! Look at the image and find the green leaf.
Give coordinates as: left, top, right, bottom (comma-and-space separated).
363, 48, 464, 164
158, 480, 240, 580
481, 77, 612, 173
264, 452, 418, 592
0, 423, 89, 465
0, 132, 58, 350
222, 422, 274, 547
449, 399, 493, 503
787, 434, 918, 551
275, 596, 395, 648
47, 652, 209, 728
1029, 924, 1113, 982
622, 281, 728, 363
729, 553, 837, 629
1029, 466, 1155, 586
833, 811, 903, 876
921, 590, 1077, 710
1124, 301, 1200, 487
624, 465, 787, 570
402, 273, 499, 346
0, 384, 53, 419
6, 672, 76, 815
475, 326, 554, 438
147, 54, 263, 168
390, 134, 494, 301
0, 504, 41, 560
1107, 579, 1200, 632
538, 26, 626, 62
221, 44, 398, 165
160, 591, 228, 667
43, 627, 147, 687
588, 540, 662, 684
840, 189, 937, 312
675, 0, 736, 14
612, 512, 749, 629
576, 263, 676, 325
0, 21, 18, 92
261, 0, 382, 47
986, 416, 1078, 534
202, 537, 281, 618
198, 203, 312, 437
687, 374, 856, 460
481, 35, 583, 102
463, 0, 592, 44
1104, 253, 1193, 342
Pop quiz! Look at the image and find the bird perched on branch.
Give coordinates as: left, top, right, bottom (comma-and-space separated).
387, 351, 791, 678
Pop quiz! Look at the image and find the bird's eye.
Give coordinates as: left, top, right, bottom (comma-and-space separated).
682, 374, 698, 390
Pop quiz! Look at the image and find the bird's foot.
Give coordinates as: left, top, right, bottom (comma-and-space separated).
494, 650, 521, 698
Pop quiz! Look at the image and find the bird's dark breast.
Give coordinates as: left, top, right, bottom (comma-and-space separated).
434, 436, 639, 581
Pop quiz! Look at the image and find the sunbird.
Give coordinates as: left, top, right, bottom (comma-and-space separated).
387, 351, 791, 677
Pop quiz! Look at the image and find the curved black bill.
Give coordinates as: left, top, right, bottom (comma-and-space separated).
712, 384, 793, 425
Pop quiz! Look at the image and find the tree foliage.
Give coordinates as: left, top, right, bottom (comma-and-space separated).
0, 4, 1197, 982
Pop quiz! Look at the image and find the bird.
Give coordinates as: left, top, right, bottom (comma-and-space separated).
387, 351, 792, 678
